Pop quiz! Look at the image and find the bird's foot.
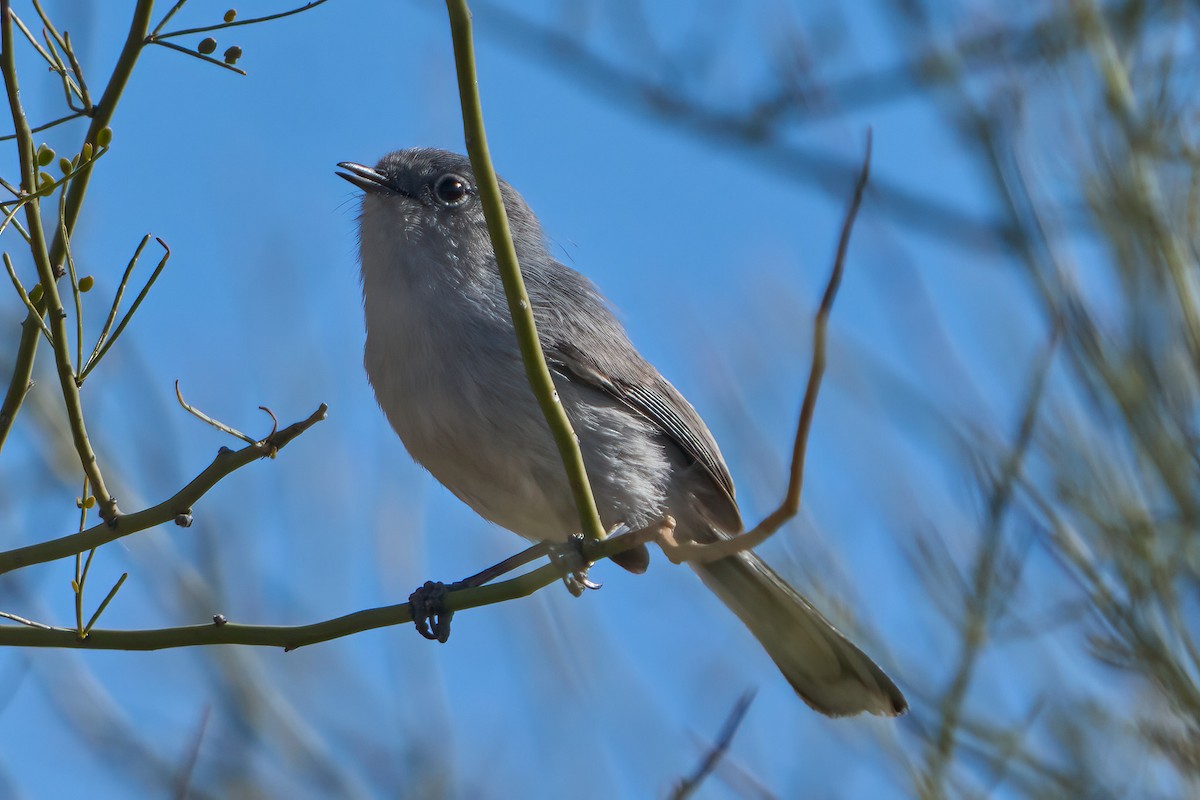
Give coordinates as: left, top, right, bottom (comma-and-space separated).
408, 580, 453, 642
550, 534, 602, 597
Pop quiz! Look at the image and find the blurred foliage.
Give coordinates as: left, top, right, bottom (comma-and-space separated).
468, 0, 1200, 795
2, 0, 1199, 797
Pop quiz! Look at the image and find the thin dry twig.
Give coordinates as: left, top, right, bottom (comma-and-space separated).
2, 252, 51, 342
82, 572, 128, 636
0, 610, 54, 629
174, 381, 256, 445
172, 707, 210, 800
656, 130, 872, 565
153, 0, 332, 39
145, 39, 247, 77
670, 691, 757, 800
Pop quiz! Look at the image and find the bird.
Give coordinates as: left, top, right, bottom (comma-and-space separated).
338, 148, 907, 717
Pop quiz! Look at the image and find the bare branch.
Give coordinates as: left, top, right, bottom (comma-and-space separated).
670, 691, 756, 800
154, 0, 332, 40
0, 404, 328, 575
655, 130, 872, 564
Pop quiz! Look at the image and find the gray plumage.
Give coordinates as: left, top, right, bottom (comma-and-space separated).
339, 148, 907, 717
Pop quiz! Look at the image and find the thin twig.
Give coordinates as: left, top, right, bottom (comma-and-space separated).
670, 691, 756, 800
2, 253, 51, 342
6, 214, 27, 243
150, 0, 190, 38
0, 403, 327, 574
58, 192, 83, 377
173, 707, 210, 800
82, 572, 128, 635
0, 611, 55, 630
0, 110, 86, 143
29, 0, 65, 52
471, 1, 1000, 250
174, 381, 256, 445
79, 237, 170, 380
154, 0, 332, 39
83, 234, 149, 376
62, 32, 92, 111
40, 27, 84, 111
656, 130, 873, 564
7, 10, 56, 74
0, 141, 106, 205
73, 474, 89, 634
454, 541, 554, 587
146, 39, 247, 77
77, 542, 96, 622
0, 193, 28, 228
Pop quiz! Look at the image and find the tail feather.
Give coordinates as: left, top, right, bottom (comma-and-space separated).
694, 551, 907, 717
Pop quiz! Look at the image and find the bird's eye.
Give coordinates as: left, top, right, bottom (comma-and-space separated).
434, 174, 471, 207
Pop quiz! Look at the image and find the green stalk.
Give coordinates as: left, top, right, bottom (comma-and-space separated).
443, 0, 606, 543
0, 0, 155, 455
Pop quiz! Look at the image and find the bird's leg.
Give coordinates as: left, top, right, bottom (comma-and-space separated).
408, 580, 452, 642
408, 541, 555, 642
550, 533, 604, 597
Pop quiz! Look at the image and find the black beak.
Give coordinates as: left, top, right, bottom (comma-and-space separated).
336, 161, 393, 194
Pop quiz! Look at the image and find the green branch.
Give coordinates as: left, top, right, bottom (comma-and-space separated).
920, 331, 1058, 797
57, 0, 155, 261
0, 518, 662, 650
0, 0, 155, 456
0, 0, 117, 519
0, 404, 327, 575
443, 0, 606, 544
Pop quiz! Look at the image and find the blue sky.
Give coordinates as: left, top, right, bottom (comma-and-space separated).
0, 1, 1074, 797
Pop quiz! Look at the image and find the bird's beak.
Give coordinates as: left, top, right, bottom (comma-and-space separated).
337, 161, 392, 194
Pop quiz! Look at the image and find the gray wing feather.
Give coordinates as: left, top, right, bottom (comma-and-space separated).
549, 343, 735, 500
521, 257, 741, 532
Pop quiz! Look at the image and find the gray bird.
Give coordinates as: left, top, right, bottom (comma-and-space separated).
338, 148, 906, 717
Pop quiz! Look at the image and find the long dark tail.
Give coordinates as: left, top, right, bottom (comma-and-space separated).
694, 551, 907, 717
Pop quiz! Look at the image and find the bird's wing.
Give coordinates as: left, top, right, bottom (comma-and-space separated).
546, 339, 742, 533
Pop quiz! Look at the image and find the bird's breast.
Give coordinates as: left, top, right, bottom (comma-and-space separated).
362, 284, 584, 539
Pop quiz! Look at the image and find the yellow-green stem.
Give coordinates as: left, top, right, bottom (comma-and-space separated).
0, 0, 116, 520
0, 0, 155, 455
443, 0, 606, 543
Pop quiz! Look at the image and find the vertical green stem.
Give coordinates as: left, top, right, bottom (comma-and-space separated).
0, 0, 116, 520
443, 0, 606, 543
54, 0, 155, 268
0, 0, 155, 456
73, 474, 88, 633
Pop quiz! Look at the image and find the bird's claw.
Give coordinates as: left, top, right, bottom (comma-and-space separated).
563, 570, 602, 597
551, 534, 602, 597
408, 580, 453, 642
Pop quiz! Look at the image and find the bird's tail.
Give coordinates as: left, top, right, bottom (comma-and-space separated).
693, 551, 907, 717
